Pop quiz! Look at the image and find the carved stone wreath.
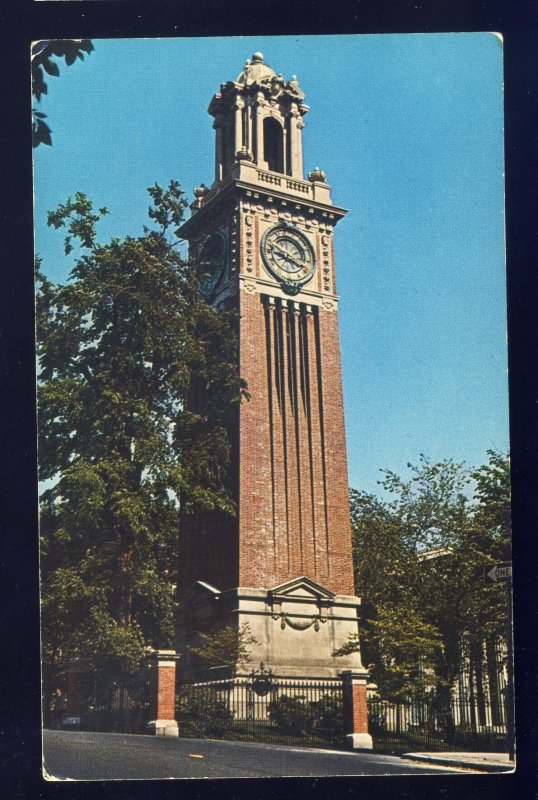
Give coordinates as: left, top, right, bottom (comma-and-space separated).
272, 611, 328, 632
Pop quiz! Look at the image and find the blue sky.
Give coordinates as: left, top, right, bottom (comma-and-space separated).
33, 34, 508, 495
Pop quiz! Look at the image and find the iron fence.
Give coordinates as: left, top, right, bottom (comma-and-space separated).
177, 673, 344, 747
75, 679, 150, 734
57, 649, 510, 755
368, 689, 508, 753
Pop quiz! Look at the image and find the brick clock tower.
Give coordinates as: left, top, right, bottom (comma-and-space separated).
176, 53, 372, 748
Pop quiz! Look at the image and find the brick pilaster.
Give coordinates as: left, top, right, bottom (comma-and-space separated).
341, 669, 373, 750
316, 307, 355, 596
147, 650, 179, 737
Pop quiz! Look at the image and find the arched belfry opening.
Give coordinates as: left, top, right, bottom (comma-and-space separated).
208, 52, 309, 183
263, 116, 284, 174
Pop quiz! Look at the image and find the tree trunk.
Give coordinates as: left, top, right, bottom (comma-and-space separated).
468, 650, 477, 734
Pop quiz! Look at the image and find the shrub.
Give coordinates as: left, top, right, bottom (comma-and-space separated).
177, 688, 234, 738
310, 693, 343, 740
268, 695, 316, 736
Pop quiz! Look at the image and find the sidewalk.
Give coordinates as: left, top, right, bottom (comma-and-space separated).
402, 752, 515, 773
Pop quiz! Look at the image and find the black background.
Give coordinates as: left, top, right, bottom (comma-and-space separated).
2, 1, 537, 798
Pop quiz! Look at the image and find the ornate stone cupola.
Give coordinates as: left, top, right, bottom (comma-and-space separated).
208, 52, 309, 183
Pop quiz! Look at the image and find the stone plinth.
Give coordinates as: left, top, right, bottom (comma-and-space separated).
179, 578, 366, 680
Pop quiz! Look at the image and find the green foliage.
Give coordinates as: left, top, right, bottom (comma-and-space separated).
38, 181, 244, 714
47, 192, 108, 254
146, 181, 188, 233
349, 452, 511, 700
187, 623, 259, 675
268, 694, 316, 735
177, 690, 234, 738
334, 608, 441, 702
32, 40, 94, 147
309, 693, 344, 740
268, 693, 343, 740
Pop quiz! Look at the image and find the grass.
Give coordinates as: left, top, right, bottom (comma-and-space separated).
178, 721, 344, 749
370, 730, 508, 755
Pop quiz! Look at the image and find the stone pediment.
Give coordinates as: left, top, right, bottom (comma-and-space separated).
267, 576, 335, 603
184, 581, 221, 627
185, 580, 221, 604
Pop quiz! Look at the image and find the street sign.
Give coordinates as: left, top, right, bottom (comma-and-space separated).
485, 562, 512, 583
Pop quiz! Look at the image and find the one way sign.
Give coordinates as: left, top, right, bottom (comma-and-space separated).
485, 562, 512, 583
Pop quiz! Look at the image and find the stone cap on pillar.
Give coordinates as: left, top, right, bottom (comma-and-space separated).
146, 648, 180, 668
339, 668, 370, 684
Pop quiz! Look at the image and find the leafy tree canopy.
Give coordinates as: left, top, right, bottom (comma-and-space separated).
348, 452, 510, 700
187, 623, 259, 676
37, 181, 246, 718
32, 39, 94, 147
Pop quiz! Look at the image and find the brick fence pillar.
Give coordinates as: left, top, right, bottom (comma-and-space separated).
147, 650, 179, 737
341, 669, 373, 750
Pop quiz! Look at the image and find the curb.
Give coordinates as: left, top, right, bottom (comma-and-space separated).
401, 753, 515, 773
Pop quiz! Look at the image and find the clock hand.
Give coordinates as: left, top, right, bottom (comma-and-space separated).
270, 243, 303, 270
272, 242, 298, 260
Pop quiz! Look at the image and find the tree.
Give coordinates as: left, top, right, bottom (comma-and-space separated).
37, 181, 246, 721
32, 40, 94, 147
334, 606, 442, 703
187, 623, 259, 676
349, 452, 510, 709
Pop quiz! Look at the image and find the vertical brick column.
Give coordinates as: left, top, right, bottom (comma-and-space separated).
147, 650, 179, 737
341, 670, 373, 749
316, 307, 355, 596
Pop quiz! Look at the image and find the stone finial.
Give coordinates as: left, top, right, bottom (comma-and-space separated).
308, 167, 327, 183
236, 52, 276, 85
193, 184, 209, 198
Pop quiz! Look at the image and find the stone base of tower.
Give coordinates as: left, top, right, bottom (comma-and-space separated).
177, 577, 373, 746
178, 576, 367, 680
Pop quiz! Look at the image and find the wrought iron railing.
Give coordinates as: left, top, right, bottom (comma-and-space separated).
177, 672, 344, 747
367, 690, 508, 753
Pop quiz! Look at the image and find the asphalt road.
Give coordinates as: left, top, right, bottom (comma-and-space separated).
43, 730, 465, 780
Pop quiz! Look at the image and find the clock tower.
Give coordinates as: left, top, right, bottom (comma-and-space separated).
176, 54, 371, 743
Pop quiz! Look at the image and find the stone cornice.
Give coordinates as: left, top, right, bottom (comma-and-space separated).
217, 585, 362, 608
176, 170, 347, 241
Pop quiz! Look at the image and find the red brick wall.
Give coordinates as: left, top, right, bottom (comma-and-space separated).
343, 681, 369, 734
237, 293, 355, 596
238, 290, 275, 585
179, 200, 355, 600
315, 307, 355, 596
149, 665, 176, 721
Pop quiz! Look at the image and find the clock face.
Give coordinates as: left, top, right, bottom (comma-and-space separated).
261, 225, 316, 295
198, 231, 227, 301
